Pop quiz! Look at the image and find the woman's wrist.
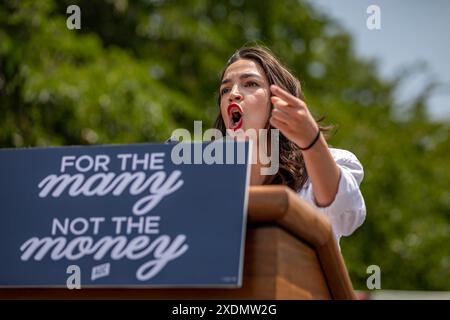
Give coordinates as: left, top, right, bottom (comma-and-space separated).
298, 129, 321, 151
295, 123, 322, 151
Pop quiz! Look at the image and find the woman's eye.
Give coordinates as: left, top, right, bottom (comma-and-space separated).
221, 87, 230, 95
245, 81, 258, 87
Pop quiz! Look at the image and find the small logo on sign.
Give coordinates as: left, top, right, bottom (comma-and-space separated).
91, 263, 110, 281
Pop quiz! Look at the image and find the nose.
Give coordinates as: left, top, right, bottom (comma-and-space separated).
228, 85, 243, 103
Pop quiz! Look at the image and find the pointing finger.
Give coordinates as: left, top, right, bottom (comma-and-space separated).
270, 85, 305, 108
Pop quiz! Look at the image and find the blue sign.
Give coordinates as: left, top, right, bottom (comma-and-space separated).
0, 141, 251, 288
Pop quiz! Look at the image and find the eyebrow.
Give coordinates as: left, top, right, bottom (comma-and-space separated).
221, 73, 262, 85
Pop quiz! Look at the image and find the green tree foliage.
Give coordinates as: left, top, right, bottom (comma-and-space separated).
1, 0, 449, 290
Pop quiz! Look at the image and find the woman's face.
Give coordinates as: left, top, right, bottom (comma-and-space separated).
219, 59, 271, 132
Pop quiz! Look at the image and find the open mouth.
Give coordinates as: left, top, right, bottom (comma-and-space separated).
227, 103, 243, 131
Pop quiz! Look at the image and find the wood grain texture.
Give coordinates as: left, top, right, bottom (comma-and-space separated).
248, 185, 356, 300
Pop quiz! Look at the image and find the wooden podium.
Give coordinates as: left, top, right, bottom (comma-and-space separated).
0, 185, 355, 300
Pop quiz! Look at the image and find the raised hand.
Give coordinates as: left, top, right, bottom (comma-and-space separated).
269, 84, 320, 150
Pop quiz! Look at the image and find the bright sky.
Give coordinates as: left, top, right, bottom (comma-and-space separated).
310, 0, 450, 121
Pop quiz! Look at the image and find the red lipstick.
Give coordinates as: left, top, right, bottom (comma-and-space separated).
227, 103, 244, 131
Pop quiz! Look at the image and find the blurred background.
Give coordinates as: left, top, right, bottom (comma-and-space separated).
0, 0, 449, 295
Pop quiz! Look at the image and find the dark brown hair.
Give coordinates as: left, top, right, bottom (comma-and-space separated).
213, 46, 332, 191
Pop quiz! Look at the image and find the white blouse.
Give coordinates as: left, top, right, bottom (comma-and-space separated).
297, 148, 366, 244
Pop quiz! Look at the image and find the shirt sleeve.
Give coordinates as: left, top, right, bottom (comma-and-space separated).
297, 148, 366, 242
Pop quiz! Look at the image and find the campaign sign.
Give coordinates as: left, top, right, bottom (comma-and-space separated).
0, 141, 251, 288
